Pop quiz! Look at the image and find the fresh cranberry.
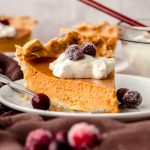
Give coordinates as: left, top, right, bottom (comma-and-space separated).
117, 88, 129, 103
123, 90, 142, 108
48, 140, 72, 150
81, 42, 96, 57
68, 122, 101, 150
32, 93, 50, 110
55, 131, 67, 143
0, 18, 9, 25
25, 128, 53, 150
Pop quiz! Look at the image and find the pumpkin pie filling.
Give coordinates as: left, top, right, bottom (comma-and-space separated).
16, 22, 119, 113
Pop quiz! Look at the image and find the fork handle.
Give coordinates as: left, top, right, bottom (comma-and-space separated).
0, 74, 34, 96
8, 82, 34, 96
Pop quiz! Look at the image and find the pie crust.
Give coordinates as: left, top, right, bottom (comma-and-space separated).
16, 22, 119, 113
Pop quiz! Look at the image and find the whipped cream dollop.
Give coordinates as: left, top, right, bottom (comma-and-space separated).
0, 23, 16, 38
49, 53, 115, 79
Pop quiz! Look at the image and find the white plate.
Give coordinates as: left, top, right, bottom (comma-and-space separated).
0, 74, 150, 121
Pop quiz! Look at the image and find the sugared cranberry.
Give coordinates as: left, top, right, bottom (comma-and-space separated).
0, 18, 9, 25
65, 44, 84, 61
81, 42, 96, 57
68, 122, 101, 150
48, 140, 72, 150
32, 93, 50, 110
123, 90, 142, 108
25, 128, 53, 150
55, 131, 67, 143
117, 88, 129, 103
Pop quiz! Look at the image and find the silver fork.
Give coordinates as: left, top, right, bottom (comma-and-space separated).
0, 74, 110, 113
0, 74, 34, 97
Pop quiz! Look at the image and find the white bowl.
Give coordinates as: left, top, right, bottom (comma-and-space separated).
118, 19, 150, 77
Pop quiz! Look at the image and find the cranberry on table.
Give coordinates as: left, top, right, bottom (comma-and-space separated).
65, 44, 84, 61
55, 131, 68, 143
25, 128, 53, 150
24, 123, 102, 150
117, 88, 129, 103
48, 140, 72, 150
48, 131, 72, 150
68, 122, 101, 150
32, 93, 50, 110
81, 42, 96, 57
123, 90, 142, 108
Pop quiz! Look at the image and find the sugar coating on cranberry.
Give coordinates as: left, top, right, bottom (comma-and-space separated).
117, 88, 129, 103
65, 44, 84, 61
123, 90, 142, 108
32, 93, 50, 110
25, 128, 53, 150
68, 122, 101, 149
81, 42, 96, 57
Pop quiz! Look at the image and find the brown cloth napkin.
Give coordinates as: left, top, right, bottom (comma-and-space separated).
0, 53, 23, 87
0, 52, 23, 116
0, 53, 150, 150
0, 113, 150, 150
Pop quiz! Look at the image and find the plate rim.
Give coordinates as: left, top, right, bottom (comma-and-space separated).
0, 74, 150, 119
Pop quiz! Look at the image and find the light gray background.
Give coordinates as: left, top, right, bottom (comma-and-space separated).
1, 0, 150, 76
0, 0, 150, 42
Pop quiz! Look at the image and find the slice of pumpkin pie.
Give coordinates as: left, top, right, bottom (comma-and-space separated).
0, 15, 37, 52
16, 22, 119, 113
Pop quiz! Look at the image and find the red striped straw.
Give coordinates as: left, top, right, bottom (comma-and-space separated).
79, 0, 147, 27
